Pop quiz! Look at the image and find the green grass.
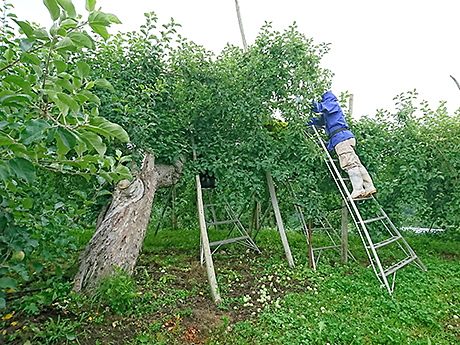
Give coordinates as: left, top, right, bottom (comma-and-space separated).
1, 227, 459, 344
205, 230, 460, 345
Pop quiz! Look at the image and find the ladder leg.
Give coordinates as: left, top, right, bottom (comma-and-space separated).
307, 126, 425, 294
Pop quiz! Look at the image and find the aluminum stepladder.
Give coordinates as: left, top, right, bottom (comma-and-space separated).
285, 180, 356, 271
199, 187, 261, 265
308, 125, 426, 294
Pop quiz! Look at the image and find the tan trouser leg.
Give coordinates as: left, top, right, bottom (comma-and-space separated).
334, 138, 363, 172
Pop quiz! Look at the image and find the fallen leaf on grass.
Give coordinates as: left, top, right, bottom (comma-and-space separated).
185, 326, 203, 343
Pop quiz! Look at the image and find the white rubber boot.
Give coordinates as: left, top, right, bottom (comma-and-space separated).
360, 166, 377, 197
347, 167, 366, 199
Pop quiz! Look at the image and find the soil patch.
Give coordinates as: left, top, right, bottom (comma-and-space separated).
1, 247, 308, 344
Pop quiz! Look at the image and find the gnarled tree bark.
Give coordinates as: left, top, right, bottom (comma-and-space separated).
72, 153, 184, 294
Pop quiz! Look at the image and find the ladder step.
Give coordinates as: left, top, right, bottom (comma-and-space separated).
311, 227, 334, 231
362, 216, 386, 224
209, 236, 250, 247
203, 203, 217, 207
380, 256, 417, 277
312, 244, 340, 251
371, 235, 402, 249
354, 196, 373, 202
206, 219, 238, 226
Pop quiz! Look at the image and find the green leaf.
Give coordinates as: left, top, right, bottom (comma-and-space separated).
55, 136, 70, 157
0, 132, 14, 146
12, 20, 34, 39
54, 59, 67, 73
22, 197, 33, 209
8, 143, 28, 156
0, 164, 10, 180
60, 18, 78, 29
57, 92, 79, 114
45, 90, 67, 115
43, 0, 61, 21
32, 28, 50, 40
75, 61, 90, 79
79, 155, 99, 170
3, 75, 31, 91
115, 165, 131, 179
107, 13, 122, 24
0, 298, 5, 309
89, 24, 109, 40
3, 48, 14, 62
56, 0, 76, 17
55, 36, 76, 51
85, 0, 96, 11
0, 277, 17, 290
8, 157, 35, 184
88, 11, 110, 26
79, 130, 106, 157
67, 32, 94, 49
0, 94, 31, 106
55, 127, 77, 149
20, 52, 42, 66
73, 138, 87, 156
76, 90, 100, 104
99, 171, 113, 183
32, 262, 44, 274
55, 78, 75, 92
85, 116, 130, 142
19, 39, 33, 52
20, 119, 50, 145
94, 78, 114, 92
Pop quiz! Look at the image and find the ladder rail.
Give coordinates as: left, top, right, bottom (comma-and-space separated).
312, 130, 385, 273
378, 206, 427, 271
225, 199, 261, 254
310, 126, 393, 293
307, 125, 426, 294
200, 189, 261, 265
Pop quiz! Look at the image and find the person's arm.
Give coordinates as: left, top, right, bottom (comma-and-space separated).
307, 114, 325, 126
311, 101, 325, 113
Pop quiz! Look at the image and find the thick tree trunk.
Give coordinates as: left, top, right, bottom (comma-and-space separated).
72, 153, 184, 294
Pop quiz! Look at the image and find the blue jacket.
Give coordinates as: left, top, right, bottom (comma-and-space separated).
309, 91, 354, 150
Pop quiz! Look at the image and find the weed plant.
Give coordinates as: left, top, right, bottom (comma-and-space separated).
90, 268, 139, 315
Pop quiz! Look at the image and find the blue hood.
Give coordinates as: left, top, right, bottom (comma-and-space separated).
309, 91, 354, 150
322, 91, 337, 102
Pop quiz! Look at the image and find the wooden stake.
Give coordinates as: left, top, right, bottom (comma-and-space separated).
266, 171, 295, 268
308, 219, 312, 269
191, 143, 221, 305
195, 174, 222, 305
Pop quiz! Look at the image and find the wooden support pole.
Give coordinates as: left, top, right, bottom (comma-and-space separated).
191, 143, 221, 305
195, 174, 222, 305
248, 199, 259, 236
234, 0, 248, 52
170, 185, 177, 230
308, 219, 312, 269
266, 171, 295, 268
349, 94, 354, 117
341, 199, 348, 264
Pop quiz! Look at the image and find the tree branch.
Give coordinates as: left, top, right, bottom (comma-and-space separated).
450, 75, 460, 91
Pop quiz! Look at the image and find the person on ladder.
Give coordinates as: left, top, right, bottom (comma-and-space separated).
307, 91, 377, 199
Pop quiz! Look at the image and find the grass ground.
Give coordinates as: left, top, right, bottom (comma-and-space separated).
1, 226, 459, 344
